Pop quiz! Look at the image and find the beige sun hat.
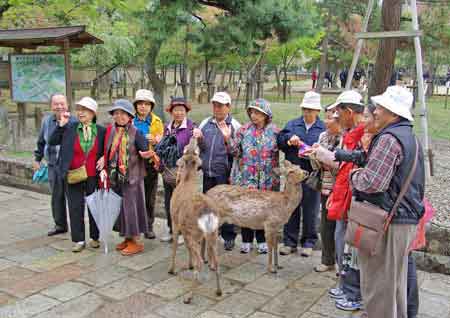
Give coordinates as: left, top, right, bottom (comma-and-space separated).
300, 91, 322, 110
76, 97, 98, 114
133, 89, 156, 107
327, 90, 364, 110
370, 85, 414, 121
211, 91, 231, 105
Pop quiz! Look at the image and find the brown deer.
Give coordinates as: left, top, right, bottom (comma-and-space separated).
168, 137, 223, 304
206, 160, 308, 273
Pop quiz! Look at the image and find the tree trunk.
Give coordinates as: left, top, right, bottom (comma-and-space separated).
255, 63, 264, 98
275, 67, 282, 96
317, 24, 330, 93
220, 67, 227, 90
147, 46, 166, 121
368, 0, 402, 97
282, 66, 288, 101
189, 66, 196, 102
123, 68, 127, 97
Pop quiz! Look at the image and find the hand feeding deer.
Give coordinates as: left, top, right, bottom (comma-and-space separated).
206, 160, 308, 273
168, 137, 223, 304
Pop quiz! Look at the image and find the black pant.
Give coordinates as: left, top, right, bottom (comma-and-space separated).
163, 180, 174, 232
241, 228, 265, 243
320, 195, 336, 266
342, 268, 362, 302
283, 183, 320, 248
407, 253, 419, 318
66, 176, 99, 243
48, 165, 68, 230
144, 166, 158, 232
203, 174, 236, 242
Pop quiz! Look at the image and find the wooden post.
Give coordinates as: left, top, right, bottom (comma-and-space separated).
445, 86, 449, 110
14, 48, 26, 139
63, 39, 73, 110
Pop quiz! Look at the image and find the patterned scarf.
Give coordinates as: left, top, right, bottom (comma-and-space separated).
77, 122, 97, 153
109, 125, 129, 175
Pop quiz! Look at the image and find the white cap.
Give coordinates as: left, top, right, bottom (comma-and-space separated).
371, 85, 414, 121
300, 91, 322, 110
134, 89, 156, 106
327, 90, 364, 110
76, 97, 97, 114
211, 92, 231, 105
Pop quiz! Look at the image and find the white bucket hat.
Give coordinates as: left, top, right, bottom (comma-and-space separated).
327, 90, 364, 110
370, 85, 414, 121
211, 92, 231, 105
300, 91, 322, 110
76, 97, 97, 114
133, 89, 156, 107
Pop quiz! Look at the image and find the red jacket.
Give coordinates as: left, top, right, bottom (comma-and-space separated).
327, 124, 365, 220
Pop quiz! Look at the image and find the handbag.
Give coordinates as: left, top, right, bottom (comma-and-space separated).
344, 138, 419, 256
32, 165, 49, 183
305, 169, 322, 192
67, 165, 88, 184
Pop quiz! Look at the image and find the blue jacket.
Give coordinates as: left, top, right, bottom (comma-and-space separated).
277, 116, 325, 172
198, 115, 241, 178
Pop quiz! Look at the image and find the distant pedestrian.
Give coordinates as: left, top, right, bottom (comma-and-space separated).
311, 70, 318, 89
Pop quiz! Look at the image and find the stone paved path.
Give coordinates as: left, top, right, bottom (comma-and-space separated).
0, 185, 449, 318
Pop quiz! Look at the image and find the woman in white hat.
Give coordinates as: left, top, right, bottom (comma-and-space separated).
49, 97, 106, 252
277, 91, 325, 257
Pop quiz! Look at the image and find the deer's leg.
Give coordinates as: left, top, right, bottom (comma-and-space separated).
168, 227, 179, 275
273, 232, 282, 270
183, 239, 202, 304
206, 232, 222, 296
266, 230, 276, 274
201, 238, 208, 264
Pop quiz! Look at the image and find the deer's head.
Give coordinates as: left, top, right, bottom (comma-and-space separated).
283, 160, 308, 184
176, 138, 202, 183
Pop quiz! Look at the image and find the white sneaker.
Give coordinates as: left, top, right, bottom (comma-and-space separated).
257, 242, 268, 254
177, 236, 184, 245
240, 242, 252, 254
160, 231, 172, 242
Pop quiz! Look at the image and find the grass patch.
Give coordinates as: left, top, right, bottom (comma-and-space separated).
2, 150, 34, 159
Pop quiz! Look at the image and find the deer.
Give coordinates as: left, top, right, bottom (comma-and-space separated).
206, 160, 308, 273
168, 137, 223, 304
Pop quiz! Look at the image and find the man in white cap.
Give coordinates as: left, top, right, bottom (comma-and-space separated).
277, 91, 325, 257
193, 92, 241, 251
33, 93, 77, 236
350, 86, 425, 318
133, 89, 164, 240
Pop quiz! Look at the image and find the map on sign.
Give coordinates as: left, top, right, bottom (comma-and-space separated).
10, 53, 66, 103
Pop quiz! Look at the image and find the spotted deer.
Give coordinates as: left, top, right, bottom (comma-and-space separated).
168, 137, 223, 304
206, 160, 308, 273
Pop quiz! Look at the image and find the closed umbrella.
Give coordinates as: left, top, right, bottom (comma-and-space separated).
86, 186, 122, 254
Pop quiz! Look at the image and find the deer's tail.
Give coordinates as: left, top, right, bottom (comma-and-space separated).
198, 211, 219, 234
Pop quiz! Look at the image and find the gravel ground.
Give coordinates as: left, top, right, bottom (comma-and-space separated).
425, 139, 450, 228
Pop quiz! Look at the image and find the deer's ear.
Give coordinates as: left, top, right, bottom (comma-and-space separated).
176, 158, 184, 167
283, 160, 292, 168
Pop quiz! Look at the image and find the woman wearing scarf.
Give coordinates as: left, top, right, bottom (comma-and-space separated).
158, 97, 195, 243
101, 99, 155, 256
49, 97, 106, 253
228, 99, 280, 254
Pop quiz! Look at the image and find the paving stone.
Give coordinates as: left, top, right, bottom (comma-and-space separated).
0, 292, 17, 306
0, 266, 37, 289
118, 245, 171, 271
0, 258, 16, 271
76, 264, 131, 287
33, 292, 104, 318
3, 264, 84, 298
195, 277, 243, 301
212, 290, 269, 318
155, 294, 216, 318
219, 251, 254, 269
40, 281, 92, 302
75, 251, 123, 271
146, 276, 192, 300
197, 311, 233, 318
49, 239, 74, 251
0, 293, 60, 318
223, 262, 267, 284
24, 249, 95, 272
132, 260, 174, 285
292, 271, 336, 290
298, 313, 328, 318
421, 277, 450, 298
261, 287, 324, 318
309, 294, 351, 317
87, 292, 166, 318
5, 246, 59, 265
96, 277, 149, 300
244, 274, 289, 297
248, 312, 286, 318
418, 291, 450, 317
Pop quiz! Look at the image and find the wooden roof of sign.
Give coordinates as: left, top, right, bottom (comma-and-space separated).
0, 25, 103, 49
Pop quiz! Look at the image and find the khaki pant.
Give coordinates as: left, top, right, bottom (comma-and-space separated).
359, 224, 416, 318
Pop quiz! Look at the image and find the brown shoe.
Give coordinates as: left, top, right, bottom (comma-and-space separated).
300, 247, 313, 257
89, 240, 100, 249
314, 264, 334, 272
116, 239, 130, 251
121, 241, 144, 256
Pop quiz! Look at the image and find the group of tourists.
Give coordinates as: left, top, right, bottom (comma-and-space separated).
34, 83, 425, 318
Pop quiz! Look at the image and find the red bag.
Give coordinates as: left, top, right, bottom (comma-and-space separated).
410, 198, 435, 251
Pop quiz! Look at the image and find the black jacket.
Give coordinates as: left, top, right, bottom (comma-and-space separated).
49, 121, 106, 178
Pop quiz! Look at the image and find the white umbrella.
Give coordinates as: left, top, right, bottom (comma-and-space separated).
86, 186, 122, 254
